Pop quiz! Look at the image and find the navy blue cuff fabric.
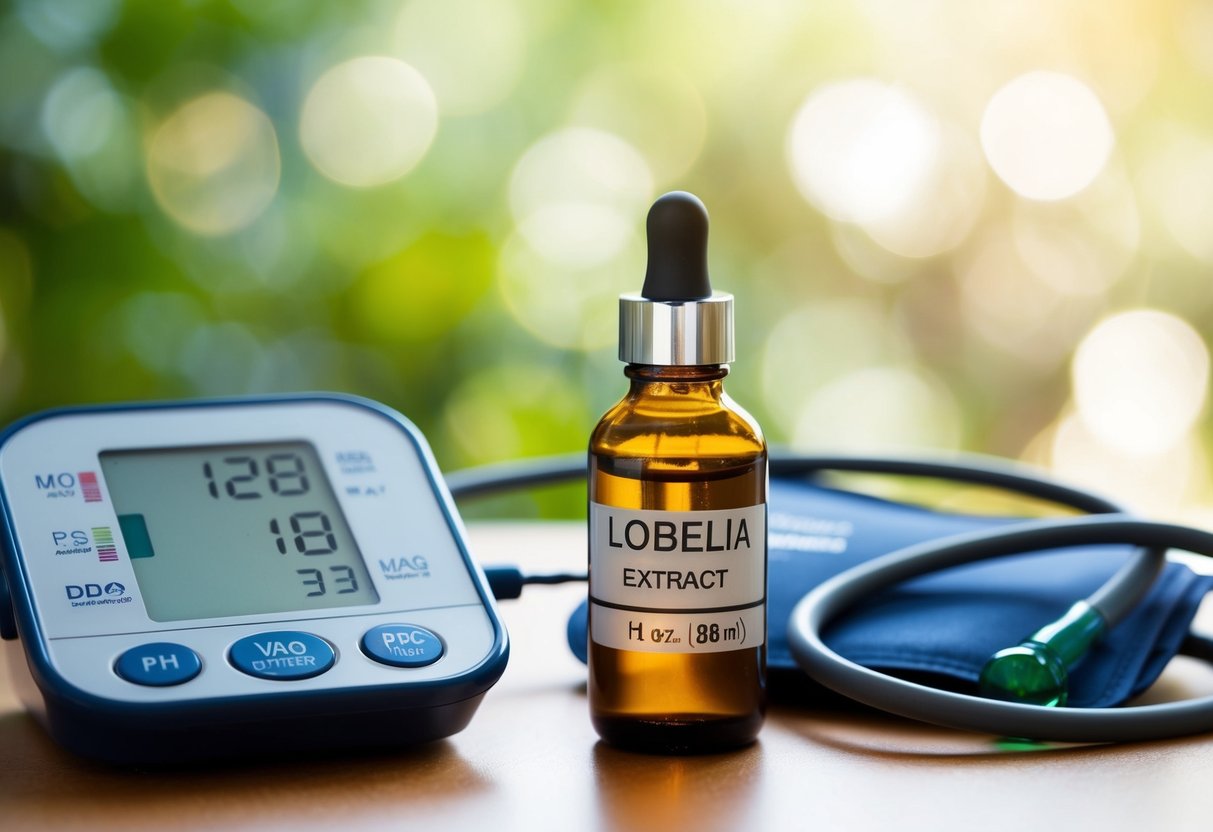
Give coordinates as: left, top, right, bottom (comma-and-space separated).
567, 477, 1213, 708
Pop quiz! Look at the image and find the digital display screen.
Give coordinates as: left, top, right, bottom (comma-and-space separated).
99, 442, 379, 622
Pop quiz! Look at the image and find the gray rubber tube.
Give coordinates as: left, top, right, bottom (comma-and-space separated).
787, 516, 1213, 743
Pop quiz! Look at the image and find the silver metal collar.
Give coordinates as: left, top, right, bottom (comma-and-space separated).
618, 291, 734, 365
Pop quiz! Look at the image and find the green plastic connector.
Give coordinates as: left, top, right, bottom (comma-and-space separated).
978, 601, 1107, 707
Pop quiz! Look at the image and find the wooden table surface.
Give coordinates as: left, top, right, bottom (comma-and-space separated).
4, 522, 1213, 831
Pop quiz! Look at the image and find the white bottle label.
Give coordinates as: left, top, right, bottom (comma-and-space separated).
589, 502, 766, 654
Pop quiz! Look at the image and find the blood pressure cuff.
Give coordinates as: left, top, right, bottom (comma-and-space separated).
567, 477, 1213, 708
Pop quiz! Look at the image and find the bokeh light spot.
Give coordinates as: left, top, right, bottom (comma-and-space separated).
300, 56, 438, 188
760, 299, 897, 435
1138, 128, 1213, 263
787, 79, 940, 224
1043, 413, 1203, 517
119, 292, 206, 374
955, 228, 1103, 368
41, 67, 119, 160
394, 0, 526, 116
1180, 3, 1213, 81
792, 366, 962, 452
516, 202, 634, 269
1072, 310, 1209, 457
1011, 167, 1139, 297
179, 322, 264, 395
863, 123, 986, 259
569, 62, 707, 185
509, 127, 652, 229
980, 71, 1113, 201
43, 69, 139, 212
507, 127, 652, 273
147, 92, 280, 236
17, 0, 119, 51
497, 227, 644, 351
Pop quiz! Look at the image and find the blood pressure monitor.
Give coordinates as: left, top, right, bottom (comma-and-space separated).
0, 394, 508, 763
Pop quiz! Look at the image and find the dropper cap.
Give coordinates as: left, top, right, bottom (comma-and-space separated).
619, 191, 734, 365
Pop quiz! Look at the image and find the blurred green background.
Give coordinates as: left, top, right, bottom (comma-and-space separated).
1, 0, 1210, 523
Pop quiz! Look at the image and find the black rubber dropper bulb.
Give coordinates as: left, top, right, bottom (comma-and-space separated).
640, 191, 712, 301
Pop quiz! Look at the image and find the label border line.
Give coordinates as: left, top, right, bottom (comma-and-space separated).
588, 597, 765, 615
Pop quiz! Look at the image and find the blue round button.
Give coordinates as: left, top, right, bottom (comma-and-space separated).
115, 642, 202, 687
361, 623, 445, 668
228, 631, 335, 680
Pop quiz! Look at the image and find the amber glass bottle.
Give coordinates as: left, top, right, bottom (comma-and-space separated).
587, 192, 767, 752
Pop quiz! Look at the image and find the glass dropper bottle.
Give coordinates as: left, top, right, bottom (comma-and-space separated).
587, 191, 768, 753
